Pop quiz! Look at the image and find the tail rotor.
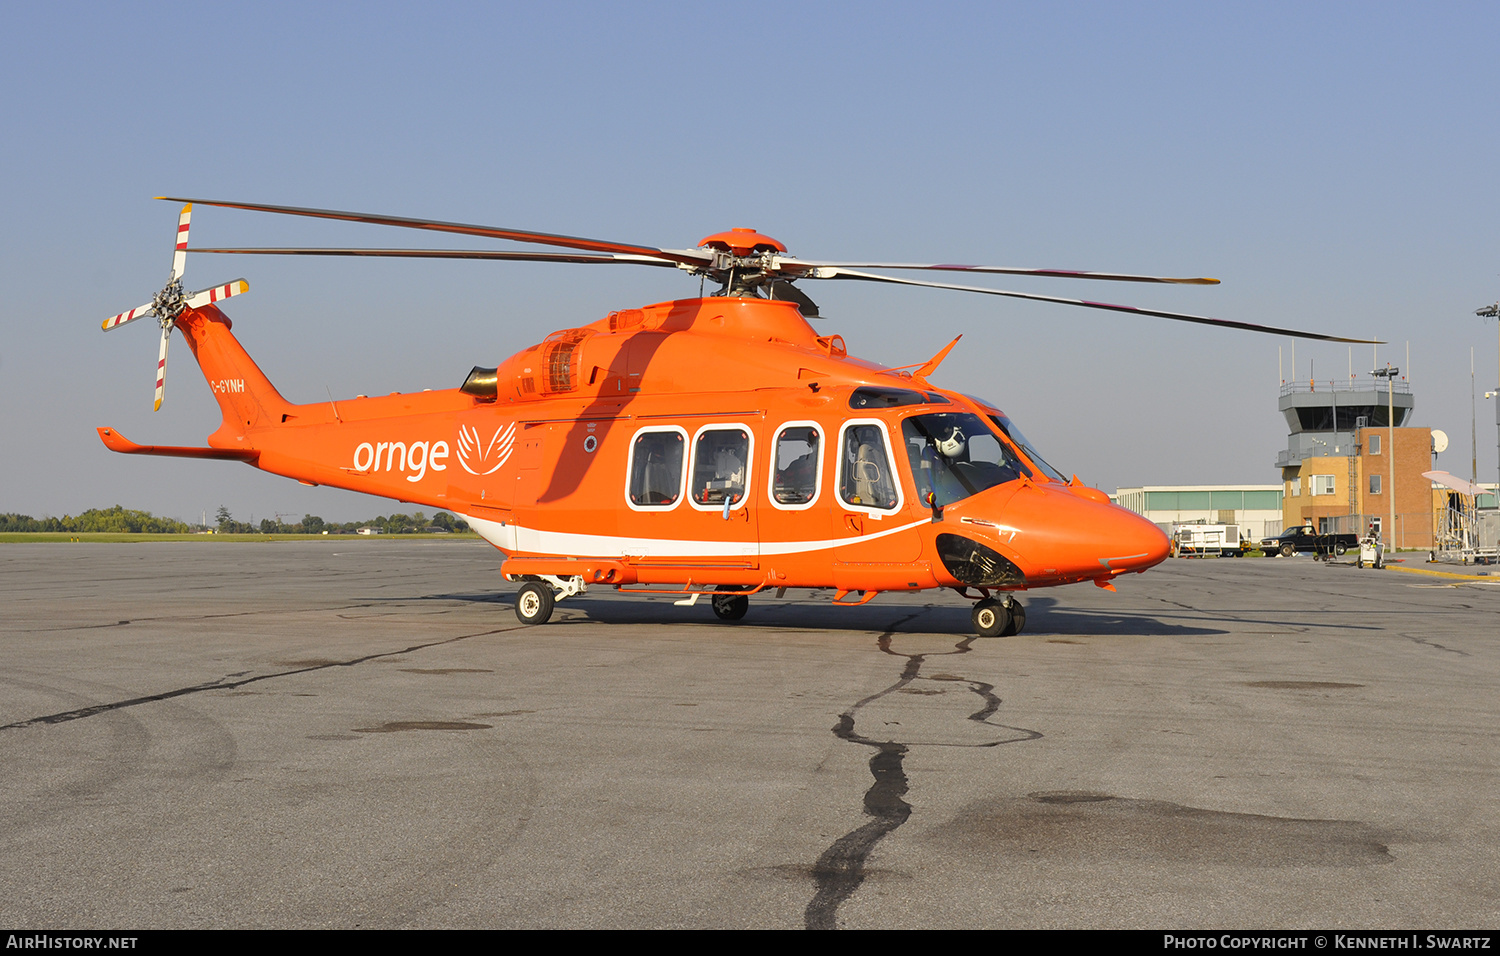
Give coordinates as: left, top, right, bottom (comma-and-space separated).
101, 203, 248, 409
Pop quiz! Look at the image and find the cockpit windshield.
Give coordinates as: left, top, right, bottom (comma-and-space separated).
990, 414, 1067, 483
963, 395, 1069, 483
901, 412, 1031, 506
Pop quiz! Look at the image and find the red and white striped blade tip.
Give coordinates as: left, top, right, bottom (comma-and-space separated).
153, 327, 169, 411
103, 303, 154, 331
170, 203, 192, 282
183, 278, 248, 309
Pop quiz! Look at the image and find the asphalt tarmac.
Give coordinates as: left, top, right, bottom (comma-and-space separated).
2, 541, 1498, 929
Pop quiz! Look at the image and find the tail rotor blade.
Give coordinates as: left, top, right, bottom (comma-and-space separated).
183, 279, 249, 310
154, 325, 170, 411
103, 302, 156, 331
170, 203, 192, 282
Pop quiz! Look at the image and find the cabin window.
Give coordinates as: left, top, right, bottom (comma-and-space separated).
771, 423, 823, 508
902, 412, 1030, 506
838, 421, 900, 511
690, 426, 752, 510
627, 428, 686, 508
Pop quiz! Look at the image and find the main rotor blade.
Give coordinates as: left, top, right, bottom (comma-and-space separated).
823, 268, 1379, 344
154, 325, 169, 411
191, 247, 681, 267
786, 259, 1218, 284
158, 197, 714, 269
183, 279, 249, 310
170, 203, 191, 282
103, 302, 155, 331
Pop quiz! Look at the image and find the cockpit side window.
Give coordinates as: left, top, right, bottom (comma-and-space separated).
902, 412, 1030, 506
838, 422, 900, 511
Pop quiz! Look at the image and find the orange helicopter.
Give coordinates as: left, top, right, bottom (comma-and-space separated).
97, 199, 1370, 636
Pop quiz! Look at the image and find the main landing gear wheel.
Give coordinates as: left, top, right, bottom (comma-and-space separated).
972, 598, 1012, 637
515, 582, 555, 625
712, 585, 749, 621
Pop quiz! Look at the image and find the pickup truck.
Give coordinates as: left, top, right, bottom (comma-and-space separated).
1260, 525, 1357, 557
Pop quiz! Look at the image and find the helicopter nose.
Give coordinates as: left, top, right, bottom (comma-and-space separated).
1089, 497, 1171, 575
995, 484, 1170, 581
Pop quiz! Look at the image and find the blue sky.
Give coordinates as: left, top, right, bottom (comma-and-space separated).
3, 1, 1498, 523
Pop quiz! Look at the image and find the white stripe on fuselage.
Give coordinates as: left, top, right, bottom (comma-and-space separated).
462, 512, 931, 558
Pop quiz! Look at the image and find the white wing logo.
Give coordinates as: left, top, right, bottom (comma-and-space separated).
457, 422, 516, 476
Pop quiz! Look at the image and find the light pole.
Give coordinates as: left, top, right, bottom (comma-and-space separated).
1372, 366, 1398, 546
1488, 388, 1499, 505
1480, 304, 1499, 496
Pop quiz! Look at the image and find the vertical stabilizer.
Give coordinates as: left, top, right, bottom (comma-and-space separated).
173, 305, 291, 442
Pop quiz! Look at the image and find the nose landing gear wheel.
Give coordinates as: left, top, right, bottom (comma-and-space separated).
515, 582, 555, 625
712, 585, 750, 621
971, 598, 1012, 637
1001, 601, 1026, 637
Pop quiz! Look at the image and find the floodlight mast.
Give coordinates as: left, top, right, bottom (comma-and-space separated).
1479, 303, 1500, 497
1372, 366, 1399, 545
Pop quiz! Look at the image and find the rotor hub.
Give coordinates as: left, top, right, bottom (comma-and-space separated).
697, 227, 785, 258
695, 229, 796, 298
152, 278, 186, 326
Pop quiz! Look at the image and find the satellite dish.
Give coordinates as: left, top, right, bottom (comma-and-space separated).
1432, 429, 1449, 454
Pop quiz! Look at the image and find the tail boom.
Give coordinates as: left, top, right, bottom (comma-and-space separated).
100, 303, 482, 515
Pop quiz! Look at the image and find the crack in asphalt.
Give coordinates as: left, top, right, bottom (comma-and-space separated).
0, 626, 522, 731
10, 601, 411, 633
804, 611, 1042, 930
1401, 632, 1469, 656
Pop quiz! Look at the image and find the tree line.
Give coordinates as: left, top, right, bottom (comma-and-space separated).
215, 507, 469, 535
0, 505, 470, 535
1, 505, 192, 534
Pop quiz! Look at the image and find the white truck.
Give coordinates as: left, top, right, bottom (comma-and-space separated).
1172, 524, 1244, 557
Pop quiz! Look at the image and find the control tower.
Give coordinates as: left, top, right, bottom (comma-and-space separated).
1275, 374, 1433, 547
1276, 377, 1414, 469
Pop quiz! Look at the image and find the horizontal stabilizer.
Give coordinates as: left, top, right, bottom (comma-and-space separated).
97, 426, 259, 461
